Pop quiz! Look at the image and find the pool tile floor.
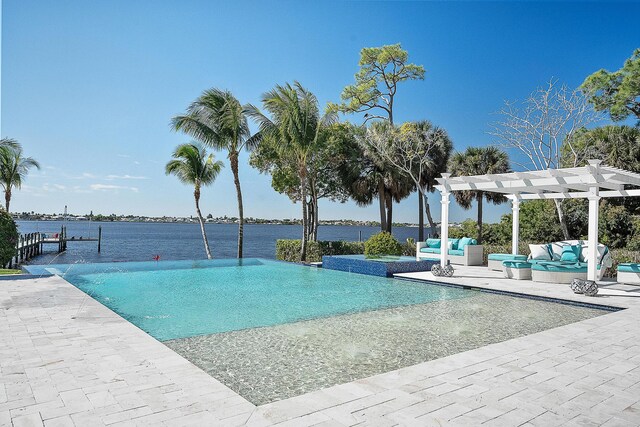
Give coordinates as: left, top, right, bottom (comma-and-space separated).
1, 268, 640, 426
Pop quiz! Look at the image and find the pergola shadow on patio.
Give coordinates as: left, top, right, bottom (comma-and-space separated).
433, 160, 640, 282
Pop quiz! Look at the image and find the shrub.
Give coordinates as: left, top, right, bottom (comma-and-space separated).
449, 219, 477, 240
628, 218, 640, 251
275, 239, 364, 263
599, 202, 632, 249
364, 232, 402, 257
0, 211, 18, 267
403, 238, 416, 257
449, 218, 511, 245
519, 200, 564, 243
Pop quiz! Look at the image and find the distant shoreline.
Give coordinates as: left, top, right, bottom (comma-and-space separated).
15, 218, 421, 228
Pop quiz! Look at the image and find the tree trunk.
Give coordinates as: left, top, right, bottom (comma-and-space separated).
306, 199, 313, 241
476, 193, 484, 244
418, 190, 424, 241
378, 180, 387, 232
194, 186, 212, 259
300, 166, 308, 261
424, 193, 436, 237
313, 192, 319, 241
4, 190, 10, 212
554, 199, 570, 239
385, 193, 393, 233
229, 153, 244, 258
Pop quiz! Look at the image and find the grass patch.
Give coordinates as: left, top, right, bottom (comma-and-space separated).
0, 269, 22, 275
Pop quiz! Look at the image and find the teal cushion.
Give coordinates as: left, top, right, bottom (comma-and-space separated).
617, 263, 640, 273
560, 244, 581, 263
458, 237, 474, 248
528, 260, 600, 269
502, 261, 531, 269
420, 247, 440, 254
426, 238, 441, 249
448, 238, 460, 250
448, 249, 464, 256
531, 263, 587, 273
470, 238, 478, 245
489, 253, 528, 261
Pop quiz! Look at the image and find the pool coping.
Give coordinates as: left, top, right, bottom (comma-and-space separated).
394, 275, 623, 312
2, 265, 640, 425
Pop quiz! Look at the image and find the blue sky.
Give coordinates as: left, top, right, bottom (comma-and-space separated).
2, 1, 639, 222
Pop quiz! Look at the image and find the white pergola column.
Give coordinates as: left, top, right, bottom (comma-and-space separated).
587, 189, 600, 282
586, 160, 602, 282
439, 174, 451, 268
511, 197, 520, 255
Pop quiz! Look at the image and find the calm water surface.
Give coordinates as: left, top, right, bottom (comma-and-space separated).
17, 220, 423, 264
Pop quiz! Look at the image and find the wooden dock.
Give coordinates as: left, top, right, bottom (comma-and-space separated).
8, 226, 102, 268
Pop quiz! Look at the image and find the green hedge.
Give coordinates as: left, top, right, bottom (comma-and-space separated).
364, 232, 402, 257
0, 211, 18, 267
276, 240, 365, 263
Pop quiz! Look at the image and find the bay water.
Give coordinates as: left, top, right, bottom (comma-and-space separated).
16, 220, 423, 264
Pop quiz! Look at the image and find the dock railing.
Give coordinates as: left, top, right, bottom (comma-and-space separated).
7, 225, 102, 268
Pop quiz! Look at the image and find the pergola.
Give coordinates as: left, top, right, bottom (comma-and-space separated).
434, 160, 640, 281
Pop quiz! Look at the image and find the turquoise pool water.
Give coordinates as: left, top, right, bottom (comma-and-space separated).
26, 258, 470, 341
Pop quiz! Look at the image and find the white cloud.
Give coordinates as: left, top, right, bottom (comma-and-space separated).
41, 183, 66, 192
106, 174, 148, 180
90, 184, 139, 192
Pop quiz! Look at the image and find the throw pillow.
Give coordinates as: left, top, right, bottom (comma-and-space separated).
458, 237, 474, 248
426, 238, 441, 249
529, 244, 552, 261
560, 244, 581, 263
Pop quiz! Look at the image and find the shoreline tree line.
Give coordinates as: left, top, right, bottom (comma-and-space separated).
167, 45, 640, 261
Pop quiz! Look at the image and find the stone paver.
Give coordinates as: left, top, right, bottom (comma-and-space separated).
2, 268, 640, 426
0, 276, 255, 426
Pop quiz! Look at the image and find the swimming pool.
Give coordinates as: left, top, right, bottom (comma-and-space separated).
25, 258, 469, 341
26, 258, 614, 405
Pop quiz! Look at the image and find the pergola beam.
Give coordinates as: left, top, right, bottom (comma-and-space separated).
510, 188, 640, 200
437, 175, 623, 193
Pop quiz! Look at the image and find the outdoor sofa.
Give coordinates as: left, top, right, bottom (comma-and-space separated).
617, 263, 640, 285
416, 238, 483, 266
527, 240, 612, 284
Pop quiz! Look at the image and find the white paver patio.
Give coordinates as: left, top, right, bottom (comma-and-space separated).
2, 268, 640, 426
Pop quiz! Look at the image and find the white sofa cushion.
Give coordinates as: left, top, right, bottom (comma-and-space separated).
581, 244, 608, 264
529, 244, 552, 261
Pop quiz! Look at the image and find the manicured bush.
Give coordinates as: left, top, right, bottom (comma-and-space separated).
275, 239, 364, 263
364, 232, 402, 257
0, 210, 18, 267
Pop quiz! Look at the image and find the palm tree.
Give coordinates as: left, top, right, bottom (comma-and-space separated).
165, 143, 223, 259
449, 146, 510, 243
359, 122, 417, 233
405, 121, 453, 240
247, 81, 335, 260
0, 140, 40, 212
172, 89, 255, 258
